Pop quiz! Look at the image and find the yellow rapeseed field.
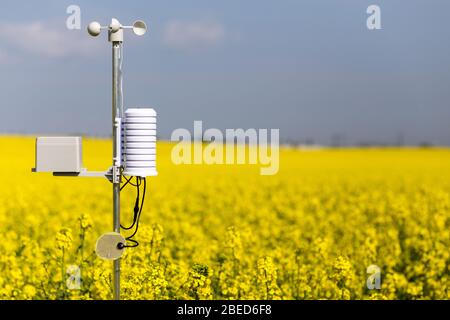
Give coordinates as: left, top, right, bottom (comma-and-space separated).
0, 136, 449, 299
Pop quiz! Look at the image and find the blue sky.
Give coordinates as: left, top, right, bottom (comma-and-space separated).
1, 0, 450, 145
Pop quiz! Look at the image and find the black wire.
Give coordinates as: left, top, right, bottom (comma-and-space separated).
120, 177, 131, 190
120, 175, 140, 191
122, 238, 139, 248
120, 176, 140, 230
118, 176, 147, 248
125, 177, 146, 240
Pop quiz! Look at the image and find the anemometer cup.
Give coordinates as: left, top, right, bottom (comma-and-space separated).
132, 20, 147, 36
87, 22, 101, 37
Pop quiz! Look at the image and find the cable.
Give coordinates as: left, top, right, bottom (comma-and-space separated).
120, 174, 140, 191
118, 238, 138, 249
119, 166, 141, 190
118, 176, 147, 248
120, 176, 140, 229
125, 177, 146, 240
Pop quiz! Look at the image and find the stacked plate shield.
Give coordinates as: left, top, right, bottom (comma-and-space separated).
122, 108, 158, 177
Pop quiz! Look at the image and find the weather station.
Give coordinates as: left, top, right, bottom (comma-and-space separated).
32, 18, 156, 300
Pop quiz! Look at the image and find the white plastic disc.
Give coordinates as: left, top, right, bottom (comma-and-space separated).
125, 148, 156, 155
125, 160, 156, 167
125, 108, 156, 117
126, 129, 157, 136
125, 117, 156, 124
123, 167, 157, 177
123, 136, 156, 142
125, 123, 157, 130
95, 232, 126, 261
126, 154, 156, 161
125, 142, 157, 149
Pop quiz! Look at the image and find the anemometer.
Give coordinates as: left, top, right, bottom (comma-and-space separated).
32, 18, 156, 300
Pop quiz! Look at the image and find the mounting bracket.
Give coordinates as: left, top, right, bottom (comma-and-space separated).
52, 167, 114, 183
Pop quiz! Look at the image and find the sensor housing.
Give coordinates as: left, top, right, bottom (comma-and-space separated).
34, 136, 82, 173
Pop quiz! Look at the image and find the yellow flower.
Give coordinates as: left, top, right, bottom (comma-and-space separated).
79, 213, 92, 230
0, 136, 449, 300
56, 228, 73, 251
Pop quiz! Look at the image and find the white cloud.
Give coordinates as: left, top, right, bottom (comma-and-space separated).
0, 21, 101, 59
0, 50, 10, 64
162, 19, 225, 50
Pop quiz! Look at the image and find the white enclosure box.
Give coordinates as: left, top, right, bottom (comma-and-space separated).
34, 137, 82, 172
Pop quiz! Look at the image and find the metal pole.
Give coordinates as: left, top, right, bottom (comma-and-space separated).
112, 41, 122, 300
